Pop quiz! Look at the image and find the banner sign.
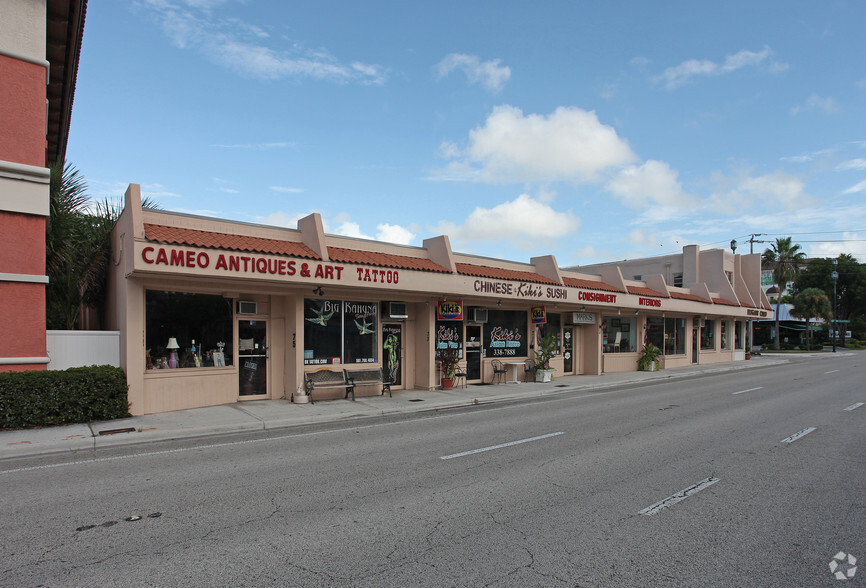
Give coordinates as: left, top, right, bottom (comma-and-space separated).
437, 300, 464, 321
531, 306, 547, 324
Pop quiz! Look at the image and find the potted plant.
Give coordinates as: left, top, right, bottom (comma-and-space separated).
637, 343, 662, 371
437, 346, 460, 390
534, 332, 557, 382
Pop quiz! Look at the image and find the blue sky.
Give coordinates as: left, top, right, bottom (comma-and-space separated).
67, 1, 866, 265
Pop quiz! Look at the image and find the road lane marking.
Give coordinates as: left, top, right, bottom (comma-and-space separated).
824, 370, 839, 374
844, 402, 864, 412
639, 477, 720, 516
732, 386, 763, 395
439, 432, 564, 460
781, 427, 817, 444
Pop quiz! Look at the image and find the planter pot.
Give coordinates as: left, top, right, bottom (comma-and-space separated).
293, 393, 310, 404
441, 378, 454, 390
745, 353, 752, 360
535, 369, 554, 383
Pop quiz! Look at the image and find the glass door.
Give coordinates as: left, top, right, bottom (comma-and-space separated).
382, 323, 403, 388
238, 320, 268, 397
563, 327, 574, 373
465, 325, 482, 382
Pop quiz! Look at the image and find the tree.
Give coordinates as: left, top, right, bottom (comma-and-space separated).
762, 237, 806, 350
790, 288, 831, 350
793, 254, 866, 344
46, 162, 156, 329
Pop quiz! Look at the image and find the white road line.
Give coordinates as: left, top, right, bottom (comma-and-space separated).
439, 432, 564, 460
732, 386, 763, 395
844, 402, 864, 412
825, 369, 839, 374
781, 427, 817, 444
639, 477, 720, 516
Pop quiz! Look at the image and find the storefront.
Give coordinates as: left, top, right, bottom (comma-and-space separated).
109, 184, 771, 415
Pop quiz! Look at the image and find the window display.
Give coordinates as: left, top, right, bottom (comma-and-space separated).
664, 318, 686, 355
145, 290, 233, 369
304, 299, 378, 365
484, 310, 528, 358
701, 319, 715, 350
602, 316, 636, 353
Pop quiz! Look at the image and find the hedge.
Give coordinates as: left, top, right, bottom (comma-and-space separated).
0, 365, 130, 430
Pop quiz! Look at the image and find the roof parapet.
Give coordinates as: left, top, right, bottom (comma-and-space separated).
530, 255, 562, 284
422, 235, 456, 273
298, 213, 329, 262
124, 184, 144, 240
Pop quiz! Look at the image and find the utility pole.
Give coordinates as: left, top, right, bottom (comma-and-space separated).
746, 234, 771, 351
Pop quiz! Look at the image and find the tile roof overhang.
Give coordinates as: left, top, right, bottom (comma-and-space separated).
627, 285, 668, 298
670, 291, 710, 303
712, 297, 741, 307
327, 247, 450, 273
143, 224, 452, 273
562, 277, 624, 293
457, 263, 559, 285
144, 224, 319, 259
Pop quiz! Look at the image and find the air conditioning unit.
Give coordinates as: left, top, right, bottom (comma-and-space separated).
386, 301, 408, 319
238, 301, 258, 315
469, 307, 488, 323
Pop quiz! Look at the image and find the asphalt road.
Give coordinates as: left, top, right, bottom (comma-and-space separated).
2, 353, 863, 587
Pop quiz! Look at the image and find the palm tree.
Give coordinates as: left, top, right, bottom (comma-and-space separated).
47, 161, 157, 329
762, 237, 806, 350
790, 288, 832, 350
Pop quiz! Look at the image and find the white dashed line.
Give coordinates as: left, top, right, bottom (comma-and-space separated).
781, 427, 817, 444
440, 432, 564, 460
639, 477, 720, 516
732, 386, 763, 395
844, 402, 863, 412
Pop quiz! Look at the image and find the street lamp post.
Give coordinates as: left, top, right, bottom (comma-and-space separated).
831, 262, 838, 353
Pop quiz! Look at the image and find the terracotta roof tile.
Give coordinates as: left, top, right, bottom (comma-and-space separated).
562, 277, 624, 293
144, 224, 320, 259
328, 247, 450, 273
670, 291, 709, 303
456, 263, 559, 285
712, 297, 740, 307
627, 285, 668, 298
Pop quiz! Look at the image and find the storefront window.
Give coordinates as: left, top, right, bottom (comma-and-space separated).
664, 318, 686, 355
145, 290, 233, 369
538, 313, 561, 355
735, 321, 744, 350
435, 320, 463, 353
484, 310, 528, 358
701, 319, 715, 350
603, 316, 636, 353
647, 317, 665, 349
721, 320, 730, 350
303, 299, 378, 365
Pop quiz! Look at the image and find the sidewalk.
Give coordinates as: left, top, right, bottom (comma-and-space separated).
0, 356, 792, 461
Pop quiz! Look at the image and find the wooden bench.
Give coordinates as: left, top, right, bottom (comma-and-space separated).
346, 368, 392, 398
304, 369, 353, 403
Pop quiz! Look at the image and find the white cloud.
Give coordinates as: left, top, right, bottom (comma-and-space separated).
707, 171, 815, 214
835, 159, 866, 171
332, 221, 372, 239
842, 179, 866, 194
257, 211, 307, 227
605, 160, 699, 223
139, 1, 386, 84
435, 53, 511, 93
790, 94, 841, 115
376, 224, 415, 245
654, 46, 787, 89
432, 194, 580, 251
269, 186, 304, 193
433, 105, 637, 184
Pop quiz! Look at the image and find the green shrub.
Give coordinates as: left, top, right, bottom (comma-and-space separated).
0, 365, 129, 430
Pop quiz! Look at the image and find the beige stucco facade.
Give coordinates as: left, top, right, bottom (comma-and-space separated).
109, 184, 772, 415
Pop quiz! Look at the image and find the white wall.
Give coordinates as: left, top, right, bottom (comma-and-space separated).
46, 330, 120, 370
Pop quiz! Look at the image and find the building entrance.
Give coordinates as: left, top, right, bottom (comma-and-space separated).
238, 319, 268, 397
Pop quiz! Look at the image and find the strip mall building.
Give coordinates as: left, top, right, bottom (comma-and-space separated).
109, 185, 772, 415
